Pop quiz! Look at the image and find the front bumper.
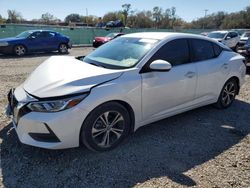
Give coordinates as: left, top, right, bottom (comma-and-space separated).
0, 45, 13, 54
6, 87, 89, 149
92, 41, 104, 48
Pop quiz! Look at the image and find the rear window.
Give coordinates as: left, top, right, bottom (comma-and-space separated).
191, 39, 215, 62
213, 43, 222, 57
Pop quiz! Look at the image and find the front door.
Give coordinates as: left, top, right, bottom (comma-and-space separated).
141, 39, 197, 120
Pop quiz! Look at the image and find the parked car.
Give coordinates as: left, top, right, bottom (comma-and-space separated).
200, 32, 209, 36
237, 37, 250, 63
106, 20, 124, 28
207, 30, 240, 50
6, 32, 246, 151
93, 33, 124, 47
0, 30, 71, 56
237, 31, 250, 49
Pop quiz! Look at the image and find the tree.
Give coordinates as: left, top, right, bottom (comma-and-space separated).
7, 10, 22, 23
0, 15, 5, 24
102, 12, 119, 23
64, 13, 81, 23
80, 15, 99, 26
40, 13, 58, 24
122, 4, 131, 26
170, 7, 176, 28
152, 7, 163, 28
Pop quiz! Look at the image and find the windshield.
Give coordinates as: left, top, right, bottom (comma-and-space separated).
105, 33, 116, 38
242, 32, 250, 38
82, 37, 159, 69
16, 31, 33, 38
208, 32, 226, 39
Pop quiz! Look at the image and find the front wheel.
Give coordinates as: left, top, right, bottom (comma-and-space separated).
14, 45, 26, 56
58, 43, 68, 54
81, 102, 131, 152
214, 79, 238, 109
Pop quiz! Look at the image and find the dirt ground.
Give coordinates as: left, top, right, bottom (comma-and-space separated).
0, 48, 249, 188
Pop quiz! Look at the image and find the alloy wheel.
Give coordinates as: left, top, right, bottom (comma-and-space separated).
221, 81, 236, 106
59, 44, 68, 53
15, 45, 26, 56
91, 111, 125, 148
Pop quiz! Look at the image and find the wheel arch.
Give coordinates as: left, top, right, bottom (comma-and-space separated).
79, 99, 136, 145
13, 43, 28, 53
226, 76, 240, 94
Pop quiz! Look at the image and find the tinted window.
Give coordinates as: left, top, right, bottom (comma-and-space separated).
191, 39, 215, 62
213, 43, 222, 57
150, 39, 190, 66
228, 32, 238, 38
43, 32, 55, 38
31, 32, 42, 38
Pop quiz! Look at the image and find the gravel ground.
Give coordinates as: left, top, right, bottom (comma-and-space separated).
0, 48, 249, 188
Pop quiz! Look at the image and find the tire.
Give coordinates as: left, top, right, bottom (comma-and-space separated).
58, 43, 68, 54
235, 44, 240, 52
214, 78, 239, 109
14, 45, 26, 56
81, 102, 131, 152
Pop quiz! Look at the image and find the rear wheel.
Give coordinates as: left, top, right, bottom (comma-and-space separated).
81, 102, 131, 152
14, 45, 26, 56
214, 78, 238, 109
58, 43, 68, 54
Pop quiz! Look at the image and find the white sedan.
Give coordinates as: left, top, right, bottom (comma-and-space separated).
6, 32, 246, 151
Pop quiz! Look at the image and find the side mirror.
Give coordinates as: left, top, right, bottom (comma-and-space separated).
226, 36, 231, 40
149, 60, 172, 72
29, 36, 36, 40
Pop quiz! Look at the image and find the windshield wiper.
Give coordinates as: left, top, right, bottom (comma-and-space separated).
89, 62, 106, 68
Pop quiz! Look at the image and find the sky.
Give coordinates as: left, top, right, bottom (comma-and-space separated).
0, 0, 250, 22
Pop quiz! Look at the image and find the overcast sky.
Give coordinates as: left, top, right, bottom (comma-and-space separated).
0, 0, 249, 22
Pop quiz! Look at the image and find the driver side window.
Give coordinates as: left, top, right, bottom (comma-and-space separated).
149, 39, 190, 66
30, 32, 42, 39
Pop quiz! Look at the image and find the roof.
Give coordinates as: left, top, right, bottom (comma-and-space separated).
210, 30, 229, 34
25, 29, 56, 33
121, 32, 211, 41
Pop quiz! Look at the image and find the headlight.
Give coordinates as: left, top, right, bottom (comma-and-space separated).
27, 94, 88, 112
0, 42, 9, 47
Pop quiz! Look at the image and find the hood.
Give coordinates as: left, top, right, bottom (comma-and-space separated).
211, 38, 223, 42
23, 56, 123, 98
0, 37, 25, 42
94, 37, 111, 42
240, 37, 248, 41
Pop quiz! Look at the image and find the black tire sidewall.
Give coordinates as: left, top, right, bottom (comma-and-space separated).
81, 102, 131, 152
216, 79, 238, 108
58, 43, 68, 53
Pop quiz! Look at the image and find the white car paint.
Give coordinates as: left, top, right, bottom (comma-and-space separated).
6, 32, 246, 149
208, 30, 240, 49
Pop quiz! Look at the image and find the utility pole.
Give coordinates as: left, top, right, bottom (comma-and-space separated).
203, 9, 208, 30
86, 8, 88, 27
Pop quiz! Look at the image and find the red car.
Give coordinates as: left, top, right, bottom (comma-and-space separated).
92, 33, 124, 47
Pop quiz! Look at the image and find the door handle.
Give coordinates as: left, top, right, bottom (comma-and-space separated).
222, 63, 229, 69
185, 71, 196, 78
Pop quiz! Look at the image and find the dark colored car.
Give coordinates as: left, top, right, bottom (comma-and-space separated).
106, 20, 124, 28
0, 30, 72, 56
237, 31, 250, 49
92, 33, 124, 47
238, 37, 250, 63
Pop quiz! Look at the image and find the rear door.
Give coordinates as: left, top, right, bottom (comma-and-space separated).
141, 39, 197, 119
41, 31, 59, 50
190, 39, 228, 101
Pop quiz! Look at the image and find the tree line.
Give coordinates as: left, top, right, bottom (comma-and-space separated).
0, 4, 250, 29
